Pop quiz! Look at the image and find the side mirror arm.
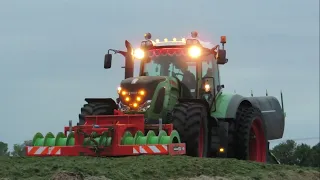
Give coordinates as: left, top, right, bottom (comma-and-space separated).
108, 49, 127, 57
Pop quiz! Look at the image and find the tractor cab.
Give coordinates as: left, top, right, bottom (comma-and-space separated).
105, 31, 228, 112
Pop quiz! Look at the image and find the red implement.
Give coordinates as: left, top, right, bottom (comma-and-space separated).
26, 114, 186, 157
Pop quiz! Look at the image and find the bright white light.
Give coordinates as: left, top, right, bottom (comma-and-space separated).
204, 84, 210, 92
188, 46, 201, 58
134, 48, 145, 59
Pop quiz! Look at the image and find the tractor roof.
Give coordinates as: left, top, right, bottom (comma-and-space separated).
141, 32, 218, 49
151, 38, 216, 49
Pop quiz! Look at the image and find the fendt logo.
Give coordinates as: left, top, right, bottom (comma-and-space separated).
173, 146, 185, 151
128, 92, 138, 95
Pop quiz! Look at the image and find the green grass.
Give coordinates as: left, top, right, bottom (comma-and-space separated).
0, 156, 319, 180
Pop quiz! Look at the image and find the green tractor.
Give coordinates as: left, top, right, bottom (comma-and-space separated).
79, 31, 285, 162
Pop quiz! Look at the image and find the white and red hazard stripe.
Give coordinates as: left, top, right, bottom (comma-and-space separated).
133, 145, 168, 154
27, 146, 61, 156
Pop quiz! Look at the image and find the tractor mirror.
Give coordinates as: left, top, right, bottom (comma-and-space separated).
104, 54, 112, 69
216, 49, 228, 64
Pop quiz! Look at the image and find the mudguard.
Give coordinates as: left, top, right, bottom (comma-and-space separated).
246, 96, 285, 140
84, 98, 118, 110
212, 93, 285, 140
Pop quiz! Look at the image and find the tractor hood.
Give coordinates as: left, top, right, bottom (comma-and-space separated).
119, 76, 167, 107
120, 76, 166, 92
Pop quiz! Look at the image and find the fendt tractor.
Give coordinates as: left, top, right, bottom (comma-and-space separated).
26, 31, 285, 163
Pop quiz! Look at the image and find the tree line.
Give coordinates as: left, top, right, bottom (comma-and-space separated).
0, 139, 319, 167
270, 140, 319, 167
0, 140, 32, 157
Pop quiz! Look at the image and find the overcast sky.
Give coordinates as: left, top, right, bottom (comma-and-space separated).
0, 0, 319, 150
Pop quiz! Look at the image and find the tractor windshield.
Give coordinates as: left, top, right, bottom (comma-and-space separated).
141, 48, 213, 92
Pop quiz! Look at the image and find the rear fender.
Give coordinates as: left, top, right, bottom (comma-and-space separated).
212, 93, 285, 140
84, 98, 118, 110
246, 96, 285, 140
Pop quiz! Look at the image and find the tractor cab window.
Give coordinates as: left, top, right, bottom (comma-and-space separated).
202, 59, 213, 78
142, 60, 161, 76
169, 61, 197, 92
142, 53, 197, 92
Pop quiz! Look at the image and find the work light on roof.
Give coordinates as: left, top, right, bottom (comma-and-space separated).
144, 32, 152, 40
191, 31, 198, 38
141, 32, 154, 49
186, 31, 200, 45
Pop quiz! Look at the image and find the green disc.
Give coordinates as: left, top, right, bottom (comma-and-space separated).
133, 131, 145, 145
44, 132, 55, 146
99, 131, 112, 146
33, 132, 44, 146
146, 130, 158, 144
158, 130, 181, 144
83, 132, 99, 146
169, 130, 181, 143
66, 132, 75, 146
55, 132, 66, 146
121, 131, 134, 145
158, 130, 168, 144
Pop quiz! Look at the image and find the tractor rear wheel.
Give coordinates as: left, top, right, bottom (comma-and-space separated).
78, 102, 116, 125
171, 102, 209, 157
234, 106, 267, 162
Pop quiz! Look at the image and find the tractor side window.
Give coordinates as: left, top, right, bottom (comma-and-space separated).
202, 59, 213, 78
143, 60, 161, 76
202, 59, 214, 94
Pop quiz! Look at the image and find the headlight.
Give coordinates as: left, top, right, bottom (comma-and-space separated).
134, 48, 145, 59
138, 90, 146, 96
204, 84, 211, 92
188, 46, 201, 58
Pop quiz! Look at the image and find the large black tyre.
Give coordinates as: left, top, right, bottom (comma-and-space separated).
234, 105, 267, 162
78, 102, 116, 125
171, 102, 209, 157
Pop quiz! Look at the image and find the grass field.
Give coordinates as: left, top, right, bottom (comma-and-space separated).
0, 156, 319, 180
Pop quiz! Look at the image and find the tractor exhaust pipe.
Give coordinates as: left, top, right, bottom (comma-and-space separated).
124, 40, 134, 79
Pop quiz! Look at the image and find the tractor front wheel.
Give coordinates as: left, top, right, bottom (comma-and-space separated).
171, 102, 209, 157
235, 106, 267, 162
78, 102, 116, 125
